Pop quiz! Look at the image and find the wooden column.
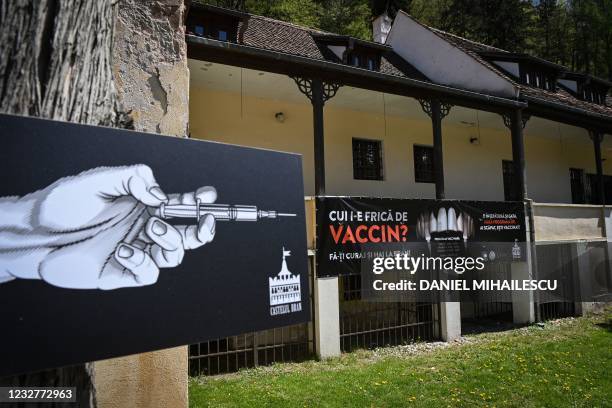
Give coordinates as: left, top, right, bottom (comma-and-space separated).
591, 131, 605, 205
431, 100, 445, 199
311, 78, 326, 196
510, 109, 527, 200
418, 99, 451, 200
292, 77, 340, 197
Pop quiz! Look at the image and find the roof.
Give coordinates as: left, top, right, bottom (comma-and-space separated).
478, 51, 566, 72
188, 3, 611, 124
241, 15, 429, 80
408, 12, 612, 118
190, 3, 429, 81
563, 71, 612, 88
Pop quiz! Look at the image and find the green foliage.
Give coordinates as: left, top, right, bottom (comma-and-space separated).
318, 0, 372, 38
437, 0, 534, 52
204, 0, 612, 79
244, 0, 320, 28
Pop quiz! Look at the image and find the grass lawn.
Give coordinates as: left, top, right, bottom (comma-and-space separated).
190, 309, 612, 407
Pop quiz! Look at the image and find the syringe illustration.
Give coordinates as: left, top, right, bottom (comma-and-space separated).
157, 201, 296, 221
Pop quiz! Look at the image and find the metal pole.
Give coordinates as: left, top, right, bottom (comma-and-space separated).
431, 100, 445, 199
510, 109, 527, 200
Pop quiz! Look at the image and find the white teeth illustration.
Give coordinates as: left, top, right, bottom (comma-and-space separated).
437, 208, 447, 232
447, 208, 457, 231
429, 212, 437, 233
419, 207, 470, 242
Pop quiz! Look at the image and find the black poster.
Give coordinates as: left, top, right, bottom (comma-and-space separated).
318, 196, 526, 277
0, 114, 309, 377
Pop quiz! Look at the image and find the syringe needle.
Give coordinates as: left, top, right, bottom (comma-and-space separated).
277, 213, 296, 217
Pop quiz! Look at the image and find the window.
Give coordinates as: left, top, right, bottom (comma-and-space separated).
576, 82, 609, 105
587, 174, 600, 204
352, 138, 383, 180
186, 8, 241, 43
413, 145, 435, 183
502, 160, 520, 201
586, 174, 612, 204
519, 65, 556, 91
346, 50, 379, 71
570, 168, 586, 204
367, 58, 375, 70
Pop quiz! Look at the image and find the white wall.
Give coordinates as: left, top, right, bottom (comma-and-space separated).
386, 12, 518, 98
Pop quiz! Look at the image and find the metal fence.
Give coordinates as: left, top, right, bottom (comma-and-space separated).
535, 242, 578, 321
338, 273, 439, 352
188, 322, 313, 376
189, 240, 611, 376
464, 261, 514, 321
188, 264, 315, 376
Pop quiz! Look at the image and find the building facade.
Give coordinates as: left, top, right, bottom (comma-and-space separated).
185, 2, 612, 374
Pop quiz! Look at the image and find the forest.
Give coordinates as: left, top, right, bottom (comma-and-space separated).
202, 0, 612, 80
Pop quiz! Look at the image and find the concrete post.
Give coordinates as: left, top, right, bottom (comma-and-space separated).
511, 261, 535, 323
440, 302, 461, 341
513, 209, 535, 324
602, 207, 612, 303
573, 241, 594, 316
314, 277, 341, 359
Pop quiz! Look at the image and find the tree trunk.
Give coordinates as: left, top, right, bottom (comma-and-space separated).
0, 0, 129, 126
0, 1, 131, 406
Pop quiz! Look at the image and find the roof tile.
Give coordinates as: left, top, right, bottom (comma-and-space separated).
238, 14, 428, 81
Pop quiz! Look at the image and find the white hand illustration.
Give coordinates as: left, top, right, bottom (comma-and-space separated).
0, 165, 216, 290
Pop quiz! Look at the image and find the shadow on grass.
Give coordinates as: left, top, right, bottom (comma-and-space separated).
461, 314, 528, 335
595, 320, 612, 332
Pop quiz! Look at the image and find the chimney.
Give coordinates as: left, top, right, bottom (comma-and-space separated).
372, 12, 392, 44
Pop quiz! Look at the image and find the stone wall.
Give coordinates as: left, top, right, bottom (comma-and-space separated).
94, 1, 190, 407
112, 0, 189, 137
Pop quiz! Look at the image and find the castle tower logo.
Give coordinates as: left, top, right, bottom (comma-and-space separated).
269, 247, 302, 316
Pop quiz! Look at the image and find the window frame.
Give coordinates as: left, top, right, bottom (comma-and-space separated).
413, 144, 435, 184
569, 168, 587, 204
186, 10, 239, 43
352, 137, 384, 181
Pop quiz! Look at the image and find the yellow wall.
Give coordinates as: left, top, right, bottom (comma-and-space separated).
190, 86, 608, 203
